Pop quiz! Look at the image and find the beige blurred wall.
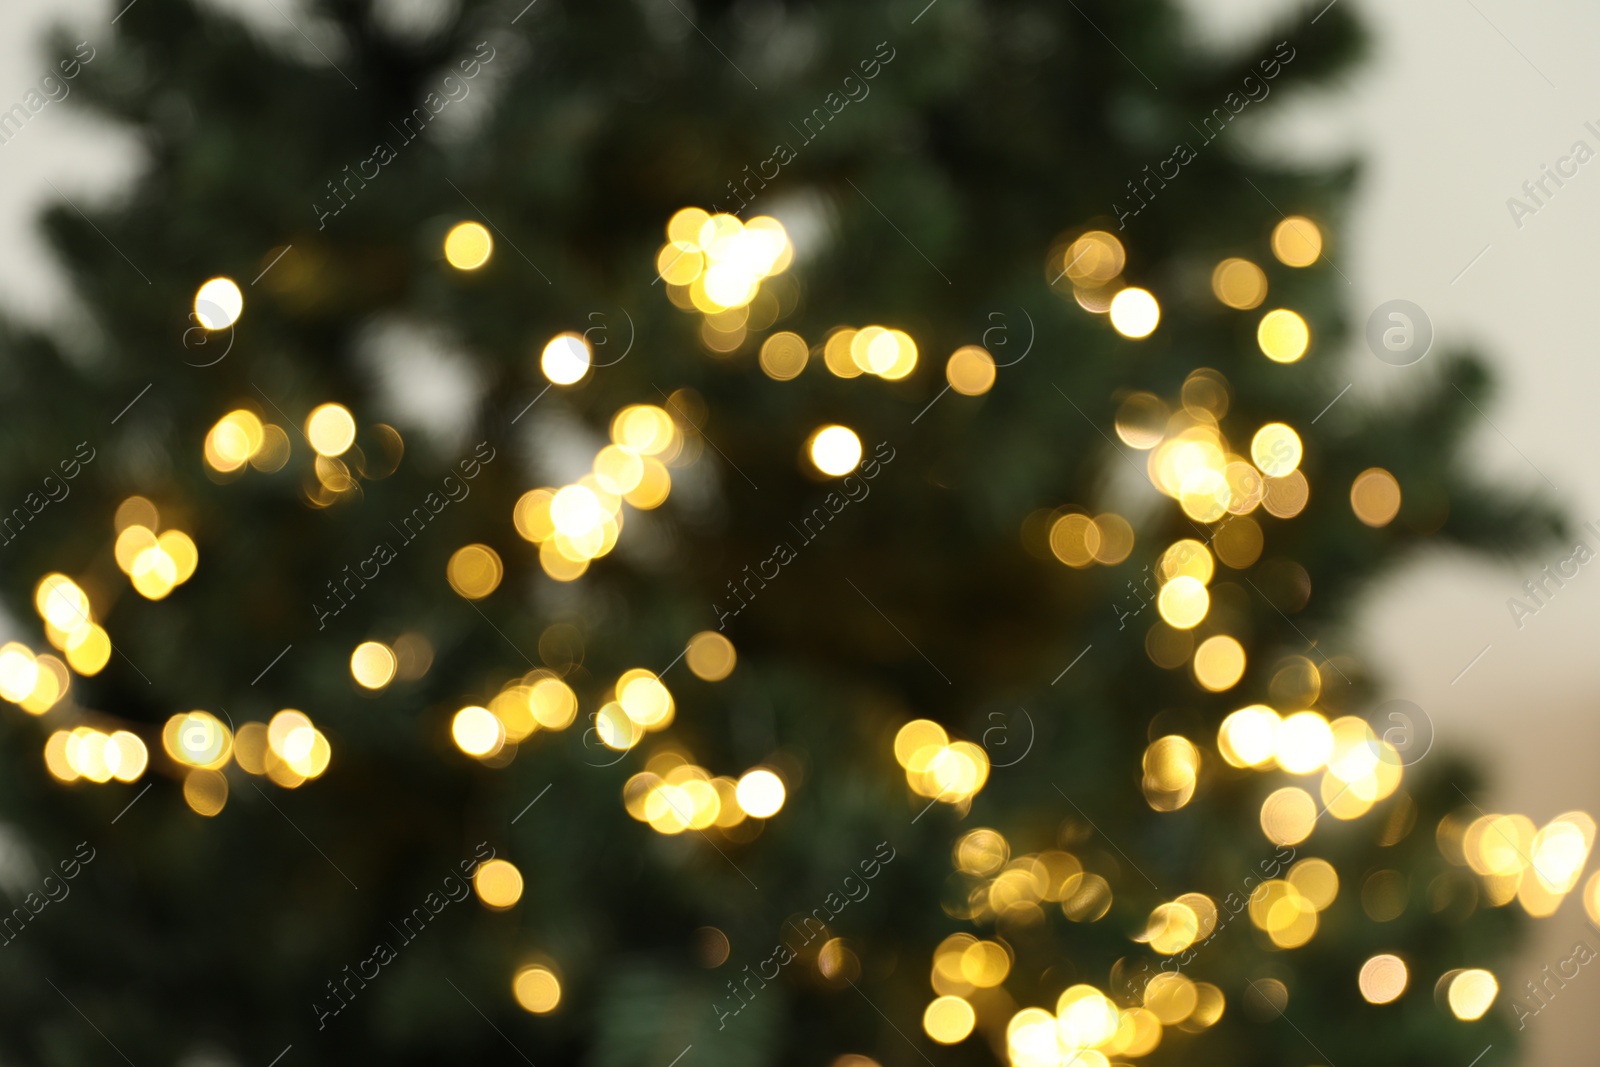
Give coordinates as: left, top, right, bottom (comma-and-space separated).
0, 0, 1595, 1061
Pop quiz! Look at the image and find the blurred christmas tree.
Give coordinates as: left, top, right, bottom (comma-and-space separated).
0, 0, 1569, 1065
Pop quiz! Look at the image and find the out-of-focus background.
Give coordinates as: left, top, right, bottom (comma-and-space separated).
0, 0, 1594, 1060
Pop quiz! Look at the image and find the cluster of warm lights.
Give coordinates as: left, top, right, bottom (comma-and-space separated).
815, 325, 919, 380
1218, 707, 1405, 835
947, 969, 1219, 1060
153, 708, 331, 815
947, 829, 1112, 925
1236, 859, 1341, 949
1141, 408, 1305, 525
0, 640, 72, 713
623, 751, 785, 836
758, 327, 997, 396
1353, 953, 1499, 1020
1438, 808, 1596, 916
512, 403, 681, 581
594, 667, 678, 752
113, 496, 199, 601
1058, 219, 1320, 356
451, 671, 580, 761
43, 727, 148, 783
1055, 230, 1161, 339
657, 208, 792, 352
922, 883, 1215, 1057
300, 403, 402, 507
978, 976, 1220, 1065
893, 720, 991, 808
204, 408, 290, 476
1047, 512, 1134, 568
1141, 735, 1200, 811
32, 572, 109, 682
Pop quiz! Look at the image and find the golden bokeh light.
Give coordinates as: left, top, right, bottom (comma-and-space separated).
1214, 516, 1264, 569
1250, 422, 1303, 478
1142, 735, 1200, 812
205, 409, 265, 472
1157, 576, 1209, 630
1211, 257, 1268, 309
736, 768, 786, 818
809, 425, 863, 477
350, 641, 397, 689
760, 331, 809, 380
1261, 786, 1318, 846
540, 332, 591, 386
193, 277, 243, 330
0, 643, 39, 700
447, 544, 503, 599
1049, 512, 1099, 568
1192, 635, 1246, 692
452, 705, 504, 758
1447, 969, 1498, 1020
1351, 467, 1402, 527
1144, 972, 1198, 1025
163, 710, 232, 769
305, 403, 357, 457
685, 631, 736, 681
1109, 287, 1160, 338
1275, 711, 1333, 774
1218, 705, 1280, 768
923, 995, 976, 1044
1287, 857, 1340, 911
953, 828, 1010, 876
1062, 230, 1126, 287
617, 669, 675, 730
1257, 309, 1310, 363
946, 345, 997, 396
1114, 392, 1168, 449
183, 768, 228, 816
1262, 469, 1310, 519
1272, 216, 1323, 267
64, 625, 111, 675
474, 858, 524, 909
513, 964, 562, 1013
1358, 954, 1408, 1004
444, 221, 493, 270
1157, 540, 1213, 584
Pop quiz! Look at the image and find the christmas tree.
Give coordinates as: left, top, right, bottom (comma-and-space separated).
0, 1, 1572, 1065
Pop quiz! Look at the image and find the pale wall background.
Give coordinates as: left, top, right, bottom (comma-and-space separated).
0, 0, 1594, 1061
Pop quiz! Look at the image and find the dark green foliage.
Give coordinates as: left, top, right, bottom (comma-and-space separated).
0, 1, 1553, 1064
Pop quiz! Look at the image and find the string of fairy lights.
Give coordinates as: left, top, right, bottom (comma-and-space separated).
1, 201, 1593, 1055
